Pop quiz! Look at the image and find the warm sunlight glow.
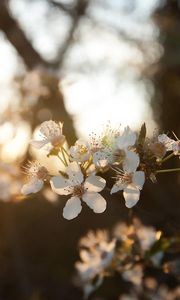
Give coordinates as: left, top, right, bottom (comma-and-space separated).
62, 76, 156, 138
0, 121, 31, 162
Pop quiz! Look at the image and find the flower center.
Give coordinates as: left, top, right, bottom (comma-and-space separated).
150, 142, 166, 158
73, 185, 84, 197
118, 173, 132, 185
36, 166, 49, 180
77, 145, 88, 155
51, 135, 65, 147
113, 149, 126, 163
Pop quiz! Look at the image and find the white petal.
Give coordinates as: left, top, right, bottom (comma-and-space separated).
40, 120, 60, 138
172, 141, 180, 155
63, 196, 82, 220
79, 249, 92, 262
158, 134, 174, 151
117, 126, 136, 149
21, 178, 43, 195
123, 151, 139, 173
84, 175, 106, 192
132, 171, 145, 190
50, 176, 72, 195
70, 145, 90, 162
123, 185, 140, 208
82, 192, 106, 213
76, 139, 90, 148
110, 182, 124, 194
93, 151, 109, 167
30, 139, 48, 149
66, 162, 84, 185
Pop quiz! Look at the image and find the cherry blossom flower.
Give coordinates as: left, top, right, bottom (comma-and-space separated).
111, 153, 145, 208
30, 120, 65, 150
114, 126, 138, 167
92, 148, 114, 168
116, 126, 136, 150
70, 139, 91, 162
90, 123, 121, 168
158, 133, 180, 155
50, 162, 106, 219
21, 161, 49, 195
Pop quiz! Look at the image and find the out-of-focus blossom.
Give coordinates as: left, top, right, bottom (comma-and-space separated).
19, 71, 50, 105
111, 152, 145, 208
122, 264, 143, 286
136, 225, 159, 251
76, 230, 116, 298
149, 286, 180, 300
0, 175, 13, 201
75, 220, 179, 298
21, 161, 49, 195
30, 120, 65, 151
0, 164, 22, 202
42, 187, 58, 203
50, 162, 106, 219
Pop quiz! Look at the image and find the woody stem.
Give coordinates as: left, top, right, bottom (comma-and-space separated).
161, 152, 174, 163
156, 168, 180, 174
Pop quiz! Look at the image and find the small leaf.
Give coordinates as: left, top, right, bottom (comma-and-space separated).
138, 123, 146, 147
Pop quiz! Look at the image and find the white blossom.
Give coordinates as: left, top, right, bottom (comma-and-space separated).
30, 120, 65, 150
92, 148, 114, 168
50, 162, 106, 220
116, 126, 136, 150
70, 139, 91, 162
115, 126, 138, 168
111, 152, 145, 208
158, 133, 180, 155
90, 123, 121, 168
21, 161, 49, 195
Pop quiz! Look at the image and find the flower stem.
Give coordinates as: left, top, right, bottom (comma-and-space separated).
57, 154, 66, 167
161, 152, 174, 163
156, 168, 180, 174
62, 146, 69, 158
84, 157, 93, 171
61, 147, 68, 166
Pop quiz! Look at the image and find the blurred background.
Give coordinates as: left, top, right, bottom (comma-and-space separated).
0, 0, 180, 299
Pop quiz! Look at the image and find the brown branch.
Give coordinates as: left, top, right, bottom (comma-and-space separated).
50, 0, 75, 16
0, 1, 51, 69
54, 0, 89, 68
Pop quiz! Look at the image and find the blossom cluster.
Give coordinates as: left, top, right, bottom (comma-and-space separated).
75, 219, 180, 299
21, 120, 180, 220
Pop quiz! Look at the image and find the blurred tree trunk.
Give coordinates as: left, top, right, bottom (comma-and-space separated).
0, 0, 51, 69
0, 0, 78, 144
151, 0, 180, 135
141, 0, 180, 229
